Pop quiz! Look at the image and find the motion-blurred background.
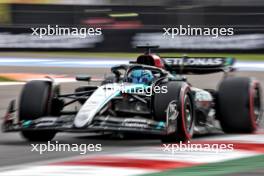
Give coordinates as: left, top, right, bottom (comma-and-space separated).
0, 0, 264, 52
0, 2, 264, 176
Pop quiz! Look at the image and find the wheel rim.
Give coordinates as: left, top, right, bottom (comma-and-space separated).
167, 100, 178, 121
253, 86, 262, 123
184, 94, 193, 133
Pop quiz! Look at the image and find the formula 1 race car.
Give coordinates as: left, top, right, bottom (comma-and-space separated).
2, 46, 263, 143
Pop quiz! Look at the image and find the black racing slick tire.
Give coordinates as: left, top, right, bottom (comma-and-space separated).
218, 77, 262, 133
153, 82, 195, 143
19, 80, 57, 141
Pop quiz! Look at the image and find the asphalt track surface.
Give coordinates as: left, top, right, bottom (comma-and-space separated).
0, 59, 264, 175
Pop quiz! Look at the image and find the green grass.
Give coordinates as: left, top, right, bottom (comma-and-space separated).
1, 52, 264, 61
140, 155, 264, 176
0, 76, 15, 82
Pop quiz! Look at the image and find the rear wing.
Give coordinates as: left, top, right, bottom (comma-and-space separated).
162, 57, 236, 74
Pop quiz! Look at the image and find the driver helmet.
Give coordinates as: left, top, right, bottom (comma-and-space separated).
129, 69, 154, 85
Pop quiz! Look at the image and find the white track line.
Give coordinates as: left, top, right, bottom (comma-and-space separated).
0, 165, 156, 176
235, 62, 264, 71
0, 82, 25, 86
0, 57, 264, 71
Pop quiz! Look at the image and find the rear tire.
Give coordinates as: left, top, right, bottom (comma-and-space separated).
217, 77, 262, 133
153, 82, 195, 143
19, 80, 57, 141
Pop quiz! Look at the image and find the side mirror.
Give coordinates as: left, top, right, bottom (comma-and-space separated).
76, 75, 91, 82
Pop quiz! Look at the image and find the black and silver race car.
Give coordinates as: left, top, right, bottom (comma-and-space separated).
2, 46, 263, 143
